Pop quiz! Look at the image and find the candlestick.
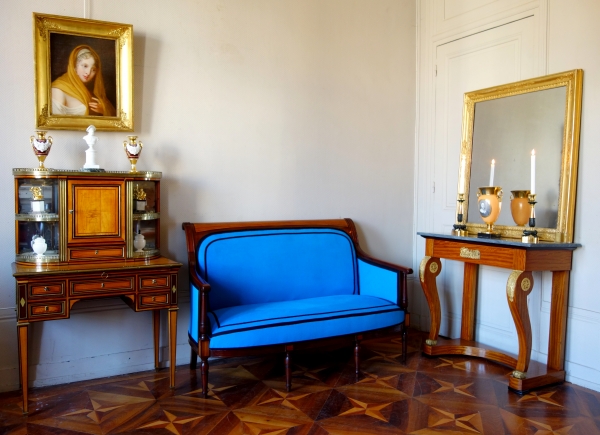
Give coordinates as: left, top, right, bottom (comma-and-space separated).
522, 193, 539, 243
531, 150, 536, 194
458, 155, 466, 194
489, 159, 495, 186
452, 193, 468, 236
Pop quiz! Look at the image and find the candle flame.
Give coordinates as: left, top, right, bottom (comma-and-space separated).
532, 149, 535, 156
491, 159, 495, 165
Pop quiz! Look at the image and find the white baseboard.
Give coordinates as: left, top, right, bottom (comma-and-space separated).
0, 343, 192, 393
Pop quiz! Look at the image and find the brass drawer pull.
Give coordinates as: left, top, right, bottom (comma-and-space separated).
44, 306, 49, 312
44, 287, 49, 292
152, 279, 157, 284
152, 296, 156, 301
101, 282, 104, 288
95, 250, 99, 255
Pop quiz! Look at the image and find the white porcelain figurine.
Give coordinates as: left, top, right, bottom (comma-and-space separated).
31, 235, 47, 256
133, 233, 146, 252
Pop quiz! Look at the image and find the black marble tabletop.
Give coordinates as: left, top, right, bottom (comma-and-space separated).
417, 232, 582, 250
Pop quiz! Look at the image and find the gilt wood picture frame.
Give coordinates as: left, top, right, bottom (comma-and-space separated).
33, 13, 134, 131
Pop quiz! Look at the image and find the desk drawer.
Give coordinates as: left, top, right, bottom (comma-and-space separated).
29, 301, 66, 319
68, 246, 125, 261
71, 277, 134, 295
29, 282, 65, 298
138, 292, 170, 309
431, 239, 520, 269
139, 275, 170, 290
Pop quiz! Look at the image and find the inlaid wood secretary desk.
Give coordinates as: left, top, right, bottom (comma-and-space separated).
418, 232, 580, 394
12, 168, 181, 413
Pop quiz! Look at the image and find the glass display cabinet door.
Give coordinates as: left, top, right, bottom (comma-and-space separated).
15, 177, 60, 263
128, 180, 160, 259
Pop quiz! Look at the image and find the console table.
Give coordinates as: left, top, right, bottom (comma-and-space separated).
417, 232, 580, 393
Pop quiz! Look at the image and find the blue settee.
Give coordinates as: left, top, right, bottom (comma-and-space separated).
182, 219, 412, 396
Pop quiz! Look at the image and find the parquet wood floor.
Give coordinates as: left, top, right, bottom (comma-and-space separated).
1, 330, 600, 434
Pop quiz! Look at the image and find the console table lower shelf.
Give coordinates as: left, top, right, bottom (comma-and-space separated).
13, 257, 182, 414
417, 232, 580, 394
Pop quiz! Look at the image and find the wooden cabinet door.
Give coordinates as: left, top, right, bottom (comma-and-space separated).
68, 179, 125, 244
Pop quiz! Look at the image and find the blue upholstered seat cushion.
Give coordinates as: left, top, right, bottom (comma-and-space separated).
189, 294, 404, 348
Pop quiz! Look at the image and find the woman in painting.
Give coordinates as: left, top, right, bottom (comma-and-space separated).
51, 45, 116, 116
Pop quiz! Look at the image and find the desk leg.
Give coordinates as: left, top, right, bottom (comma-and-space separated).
153, 310, 160, 371
17, 322, 28, 414
506, 271, 534, 378
168, 308, 178, 389
419, 256, 442, 345
461, 263, 479, 341
548, 271, 570, 371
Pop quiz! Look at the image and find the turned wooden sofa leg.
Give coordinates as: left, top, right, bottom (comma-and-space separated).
190, 348, 198, 369
402, 324, 407, 363
355, 337, 361, 381
285, 350, 292, 392
199, 339, 210, 398
201, 357, 209, 398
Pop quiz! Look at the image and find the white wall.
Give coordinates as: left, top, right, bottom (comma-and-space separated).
415, 0, 600, 392
0, 0, 417, 391
548, 0, 600, 391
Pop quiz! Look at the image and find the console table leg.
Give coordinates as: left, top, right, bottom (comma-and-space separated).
506, 271, 534, 377
168, 308, 178, 389
548, 271, 570, 371
419, 256, 442, 345
17, 322, 28, 414
153, 310, 160, 371
461, 263, 479, 341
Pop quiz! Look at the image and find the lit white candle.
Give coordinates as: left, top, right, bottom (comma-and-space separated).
489, 159, 495, 186
458, 155, 466, 194
531, 149, 536, 194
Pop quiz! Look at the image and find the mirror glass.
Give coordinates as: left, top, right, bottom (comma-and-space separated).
468, 87, 566, 228
459, 70, 583, 242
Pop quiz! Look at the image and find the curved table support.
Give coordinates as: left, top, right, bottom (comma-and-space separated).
419, 256, 442, 345
506, 270, 534, 378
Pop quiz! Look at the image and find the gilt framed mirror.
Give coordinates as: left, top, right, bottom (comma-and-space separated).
457, 70, 583, 243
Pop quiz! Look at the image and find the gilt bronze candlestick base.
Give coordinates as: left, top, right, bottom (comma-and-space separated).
522, 193, 539, 243
452, 193, 468, 236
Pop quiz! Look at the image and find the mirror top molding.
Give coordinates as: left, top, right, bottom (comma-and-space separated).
458, 69, 583, 243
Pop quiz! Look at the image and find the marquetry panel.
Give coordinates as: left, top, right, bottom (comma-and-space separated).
138, 291, 170, 310
68, 179, 125, 244
68, 246, 125, 261
139, 275, 170, 290
28, 301, 66, 319
28, 281, 65, 298
70, 277, 134, 295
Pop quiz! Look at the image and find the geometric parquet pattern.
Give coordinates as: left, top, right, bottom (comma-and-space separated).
2, 331, 600, 434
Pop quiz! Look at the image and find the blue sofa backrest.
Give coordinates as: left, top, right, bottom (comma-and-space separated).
196, 228, 358, 310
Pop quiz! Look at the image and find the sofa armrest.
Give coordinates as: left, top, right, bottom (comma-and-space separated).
189, 268, 212, 344
357, 249, 412, 313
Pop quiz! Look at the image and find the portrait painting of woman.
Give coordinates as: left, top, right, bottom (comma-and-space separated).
51, 45, 116, 117
35, 13, 132, 131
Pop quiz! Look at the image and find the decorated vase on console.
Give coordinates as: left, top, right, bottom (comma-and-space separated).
477, 186, 503, 238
